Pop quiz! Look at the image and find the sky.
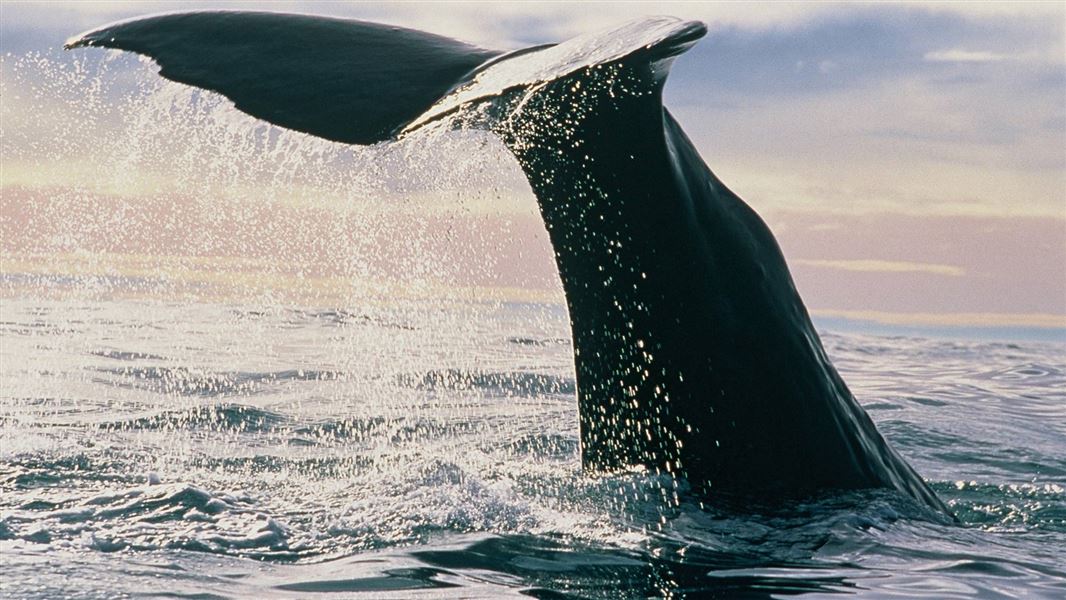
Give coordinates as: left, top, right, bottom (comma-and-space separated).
1, 1, 1064, 338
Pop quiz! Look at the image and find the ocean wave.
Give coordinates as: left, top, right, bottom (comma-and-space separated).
947, 480, 1066, 532
231, 307, 416, 330
325, 460, 537, 550
0, 480, 304, 560
1, 453, 140, 490
978, 362, 1065, 384
401, 369, 575, 397
98, 403, 287, 433
507, 336, 569, 346
289, 416, 390, 443
498, 432, 579, 460
92, 366, 347, 397
89, 349, 169, 361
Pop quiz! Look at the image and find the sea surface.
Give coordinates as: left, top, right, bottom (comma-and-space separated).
1, 297, 1064, 599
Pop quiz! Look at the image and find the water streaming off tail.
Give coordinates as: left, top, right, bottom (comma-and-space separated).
2, 50, 557, 305
2, 51, 1065, 598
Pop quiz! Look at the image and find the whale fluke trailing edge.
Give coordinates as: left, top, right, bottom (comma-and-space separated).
67, 11, 953, 516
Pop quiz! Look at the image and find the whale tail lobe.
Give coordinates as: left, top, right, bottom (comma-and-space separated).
66, 11, 500, 145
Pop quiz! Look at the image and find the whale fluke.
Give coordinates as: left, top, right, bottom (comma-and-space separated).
68, 12, 953, 516
65, 11, 500, 145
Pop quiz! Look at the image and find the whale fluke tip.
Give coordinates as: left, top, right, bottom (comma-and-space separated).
63, 33, 91, 50
63, 34, 107, 50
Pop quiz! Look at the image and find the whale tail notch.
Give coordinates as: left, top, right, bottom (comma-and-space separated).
65, 11, 502, 145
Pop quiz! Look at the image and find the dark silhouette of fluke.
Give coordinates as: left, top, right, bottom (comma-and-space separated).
68, 11, 952, 515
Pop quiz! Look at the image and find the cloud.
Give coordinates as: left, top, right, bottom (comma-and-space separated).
660, 6, 1064, 220
817, 60, 839, 74
924, 49, 1009, 63
794, 259, 966, 277
810, 309, 1066, 329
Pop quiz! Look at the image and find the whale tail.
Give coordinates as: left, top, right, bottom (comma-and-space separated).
67, 12, 952, 517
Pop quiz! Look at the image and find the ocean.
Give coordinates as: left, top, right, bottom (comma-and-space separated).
1, 297, 1064, 598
